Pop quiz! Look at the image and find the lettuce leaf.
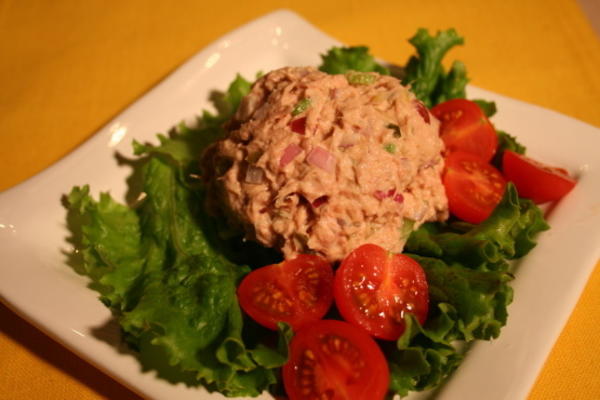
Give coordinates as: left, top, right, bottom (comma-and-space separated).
473, 99, 498, 117
428, 59, 469, 105
405, 184, 549, 269
387, 184, 548, 394
67, 161, 283, 396
386, 250, 515, 396
402, 28, 467, 107
318, 32, 466, 108
65, 75, 292, 397
385, 305, 463, 397
491, 129, 527, 170
386, 258, 513, 396
319, 45, 390, 75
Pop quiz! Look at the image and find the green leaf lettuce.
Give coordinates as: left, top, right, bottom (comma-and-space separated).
402, 28, 467, 107
65, 75, 290, 397
319, 45, 390, 75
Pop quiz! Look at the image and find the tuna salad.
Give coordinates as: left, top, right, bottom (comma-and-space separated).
203, 66, 449, 262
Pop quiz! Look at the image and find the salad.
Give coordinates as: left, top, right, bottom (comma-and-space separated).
65, 28, 576, 399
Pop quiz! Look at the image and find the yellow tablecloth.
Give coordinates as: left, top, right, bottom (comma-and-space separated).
1, 1, 599, 399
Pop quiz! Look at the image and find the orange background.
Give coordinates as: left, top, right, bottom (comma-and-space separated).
1, 1, 599, 399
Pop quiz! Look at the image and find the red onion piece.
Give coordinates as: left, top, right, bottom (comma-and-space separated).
374, 188, 403, 203
393, 193, 404, 203
289, 117, 307, 134
414, 100, 431, 124
279, 144, 303, 168
312, 195, 329, 208
245, 165, 264, 184
374, 190, 387, 200
339, 132, 359, 148
307, 147, 336, 173
420, 159, 438, 170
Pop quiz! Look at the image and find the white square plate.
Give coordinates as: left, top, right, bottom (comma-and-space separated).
1, 9, 599, 400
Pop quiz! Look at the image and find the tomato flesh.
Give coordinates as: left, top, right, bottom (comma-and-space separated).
431, 98, 498, 161
237, 254, 333, 331
502, 150, 576, 204
443, 151, 507, 224
283, 319, 389, 400
333, 244, 429, 341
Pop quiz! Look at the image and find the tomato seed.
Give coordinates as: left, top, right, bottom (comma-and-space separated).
332, 337, 341, 350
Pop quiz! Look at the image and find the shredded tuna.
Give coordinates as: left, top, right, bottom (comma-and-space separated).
202, 66, 448, 262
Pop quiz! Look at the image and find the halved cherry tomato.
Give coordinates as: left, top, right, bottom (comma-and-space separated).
431, 98, 498, 161
237, 254, 333, 331
443, 151, 507, 224
333, 244, 429, 341
283, 319, 389, 400
502, 150, 576, 204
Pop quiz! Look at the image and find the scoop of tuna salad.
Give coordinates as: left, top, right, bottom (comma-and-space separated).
202, 66, 449, 262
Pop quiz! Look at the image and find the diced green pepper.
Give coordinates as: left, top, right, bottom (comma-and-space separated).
292, 98, 312, 116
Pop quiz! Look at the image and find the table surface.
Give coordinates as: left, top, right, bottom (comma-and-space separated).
1, 1, 599, 399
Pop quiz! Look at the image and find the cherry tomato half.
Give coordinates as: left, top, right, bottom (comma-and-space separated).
431, 98, 498, 161
333, 244, 429, 341
443, 151, 507, 224
283, 319, 389, 400
502, 150, 576, 204
237, 254, 333, 331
